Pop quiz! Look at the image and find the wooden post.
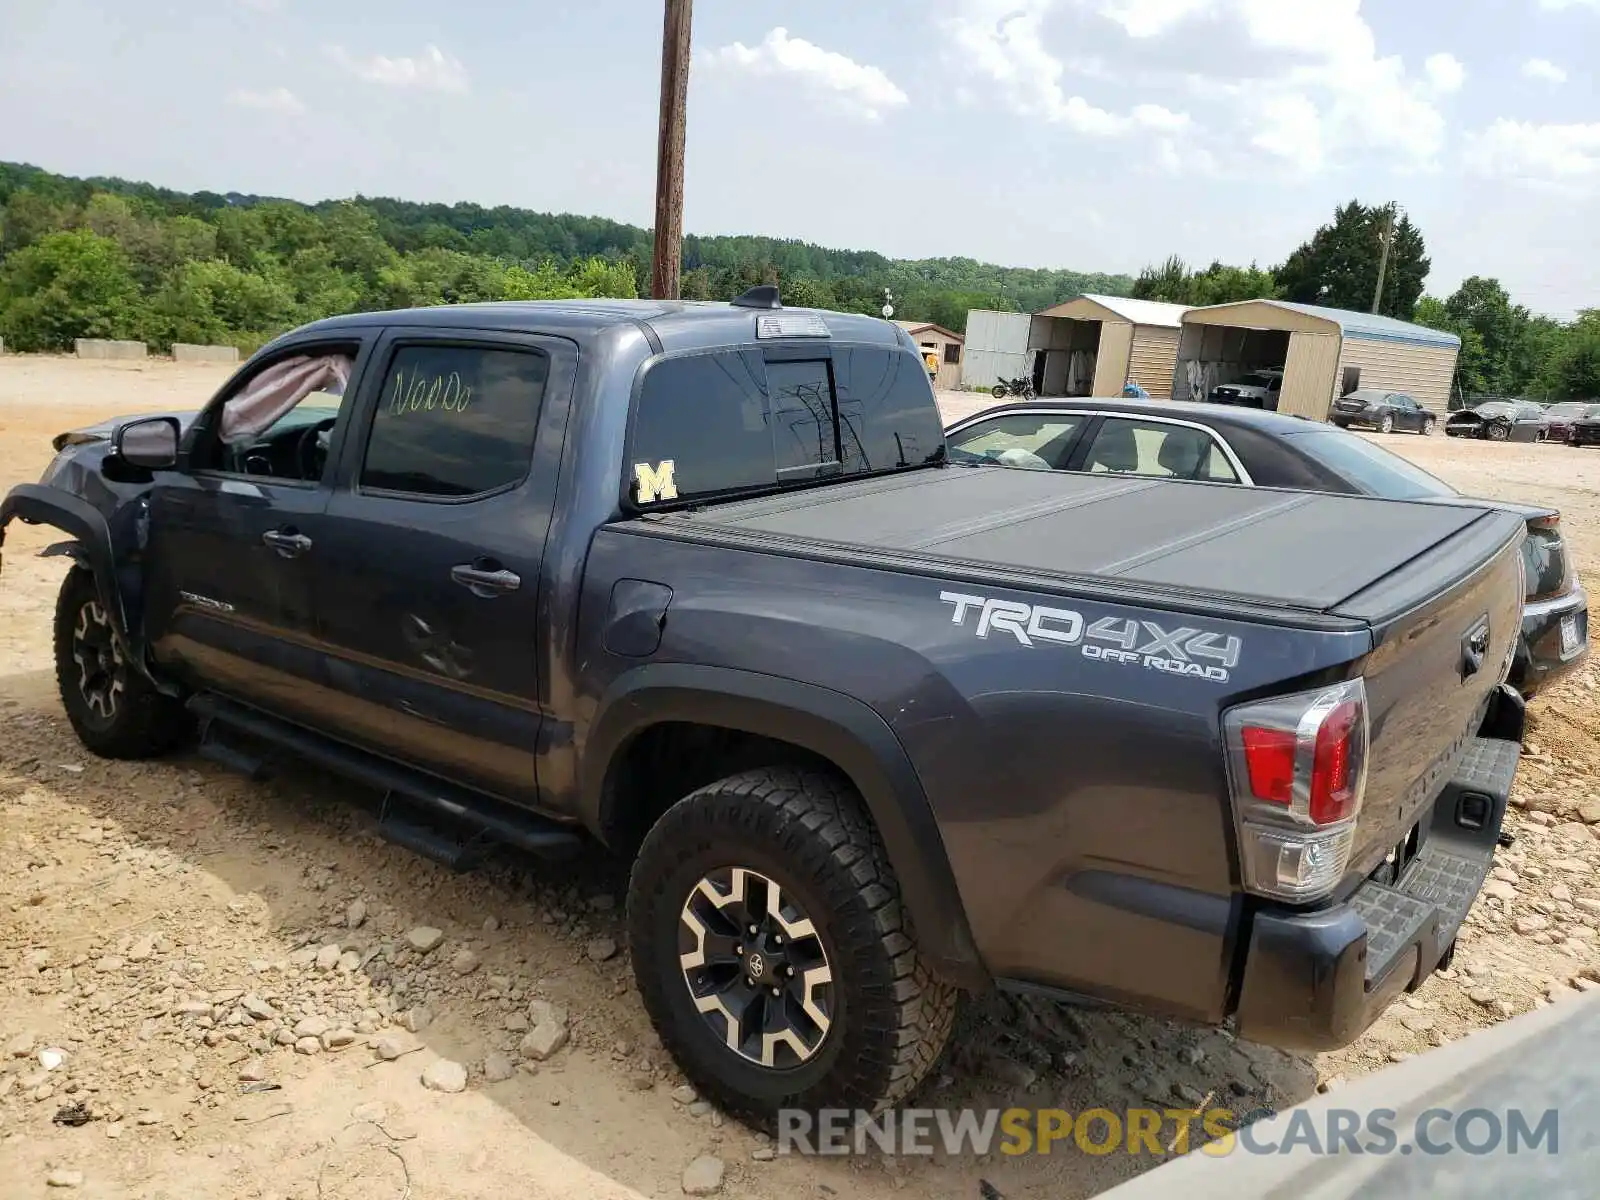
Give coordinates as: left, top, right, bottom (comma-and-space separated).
651, 0, 693, 300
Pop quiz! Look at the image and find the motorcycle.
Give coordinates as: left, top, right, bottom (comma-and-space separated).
991, 376, 1036, 400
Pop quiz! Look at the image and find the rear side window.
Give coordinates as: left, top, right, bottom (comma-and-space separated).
628, 346, 944, 505
361, 344, 548, 498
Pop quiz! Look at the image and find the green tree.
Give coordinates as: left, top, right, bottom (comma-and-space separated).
1131, 256, 1277, 306
1555, 311, 1600, 400
1275, 202, 1430, 319
0, 230, 145, 350
1443, 277, 1531, 396
148, 258, 296, 348
1, 187, 78, 255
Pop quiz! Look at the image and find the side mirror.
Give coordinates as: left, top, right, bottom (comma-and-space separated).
112, 417, 181, 470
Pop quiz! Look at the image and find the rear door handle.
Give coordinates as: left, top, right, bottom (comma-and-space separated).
451, 563, 521, 598
262, 528, 312, 558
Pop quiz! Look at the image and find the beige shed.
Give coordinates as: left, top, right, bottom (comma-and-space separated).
1174, 300, 1462, 420
895, 321, 965, 390
1028, 295, 1189, 398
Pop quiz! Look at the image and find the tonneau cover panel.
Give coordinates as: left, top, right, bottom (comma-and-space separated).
672, 467, 1508, 616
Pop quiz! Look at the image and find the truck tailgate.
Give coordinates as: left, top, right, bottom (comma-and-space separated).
1333, 507, 1527, 879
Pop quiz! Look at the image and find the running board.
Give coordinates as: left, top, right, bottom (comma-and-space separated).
186, 693, 583, 864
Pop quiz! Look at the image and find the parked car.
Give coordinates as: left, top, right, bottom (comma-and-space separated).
1329, 388, 1438, 435
1445, 400, 1548, 442
945, 398, 1589, 700
1564, 404, 1600, 447
1207, 369, 1282, 410
2, 296, 1528, 1124
1539, 401, 1591, 442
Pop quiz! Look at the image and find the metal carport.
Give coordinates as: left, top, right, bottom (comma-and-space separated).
1175, 300, 1462, 420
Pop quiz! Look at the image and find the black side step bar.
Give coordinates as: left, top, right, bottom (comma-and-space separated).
188, 693, 582, 867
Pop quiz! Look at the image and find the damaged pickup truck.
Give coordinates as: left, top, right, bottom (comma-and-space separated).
1, 292, 1528, 1124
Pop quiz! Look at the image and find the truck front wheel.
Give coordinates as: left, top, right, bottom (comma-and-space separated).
53, 567, 191, 759
627, 767, 957, 1126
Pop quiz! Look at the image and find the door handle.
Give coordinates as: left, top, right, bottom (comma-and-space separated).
451, 562, 521, 598
262, 528, 313, 558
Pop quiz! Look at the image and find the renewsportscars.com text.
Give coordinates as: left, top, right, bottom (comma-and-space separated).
777, 1105, 1560, 1158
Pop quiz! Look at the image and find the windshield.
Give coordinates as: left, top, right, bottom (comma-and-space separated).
1287, 428, 1457, 500
1237, 372, 1278, 387
1548, 403, 1588, 418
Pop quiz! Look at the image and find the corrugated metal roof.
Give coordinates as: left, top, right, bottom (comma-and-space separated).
1079, 294, 1189, 328
1259, 300, 1461, 349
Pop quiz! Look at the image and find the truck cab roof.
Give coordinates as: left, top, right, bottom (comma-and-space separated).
292, 299, 911, 356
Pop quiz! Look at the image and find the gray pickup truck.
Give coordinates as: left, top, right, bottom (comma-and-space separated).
1, 291, 1526, 1125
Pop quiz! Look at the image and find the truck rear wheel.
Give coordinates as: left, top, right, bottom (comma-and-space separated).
627, 767, 957, 1126
53, 567, 190, 759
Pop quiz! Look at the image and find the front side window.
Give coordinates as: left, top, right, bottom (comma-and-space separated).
1082, 418, 1239, 484
359, 344, 548, 498
947, 413, 1084, 470
194, 347, 356, 481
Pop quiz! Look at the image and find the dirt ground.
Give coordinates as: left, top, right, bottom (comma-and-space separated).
2, 358, 1597, 1199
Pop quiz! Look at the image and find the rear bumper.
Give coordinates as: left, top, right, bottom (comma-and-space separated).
1232, 685, 1523, 1052
1513, 586, 1589, 698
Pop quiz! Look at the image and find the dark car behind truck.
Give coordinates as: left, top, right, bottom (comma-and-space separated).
1, 295, 1526, 1125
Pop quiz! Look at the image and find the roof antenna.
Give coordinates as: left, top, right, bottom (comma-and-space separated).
731, 284, 782, 310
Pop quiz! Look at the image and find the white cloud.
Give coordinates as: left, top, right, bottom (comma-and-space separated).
1250, 93, 1325, 172
1467, 119, 1600, 182
946, 0, 1449, 170
1523, 57, 1569, 84
701, 28, 908, 120
324, 44, 469, 93
1424, 52, 1466, 93
1097, 0, 1218, 37
225, 86, 304, 114
940, 1, 1192, 135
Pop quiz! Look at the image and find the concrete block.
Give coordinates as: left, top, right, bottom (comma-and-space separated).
171, 343, 240, 364
75, 338, 148, 361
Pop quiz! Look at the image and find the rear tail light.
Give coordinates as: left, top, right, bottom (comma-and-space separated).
1222, 678, 1370, 902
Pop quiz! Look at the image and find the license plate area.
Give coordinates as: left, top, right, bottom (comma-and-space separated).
1560, 613, 1581, 658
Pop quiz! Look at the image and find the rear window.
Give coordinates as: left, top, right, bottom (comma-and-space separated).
1286, 429, 1457, 500
628, 347, 944, 505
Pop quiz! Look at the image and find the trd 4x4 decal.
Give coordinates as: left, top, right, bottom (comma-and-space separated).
939, 591, 1242, 684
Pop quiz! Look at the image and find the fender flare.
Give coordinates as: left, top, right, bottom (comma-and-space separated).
582, 662, 990, 992
0, 483, 139, 664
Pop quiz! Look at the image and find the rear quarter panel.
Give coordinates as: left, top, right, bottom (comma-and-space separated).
576, 528, 1373, 1019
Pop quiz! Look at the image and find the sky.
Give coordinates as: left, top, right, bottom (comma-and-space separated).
2, 0, 1596, 316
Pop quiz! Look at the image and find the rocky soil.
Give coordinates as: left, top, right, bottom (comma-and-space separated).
0, 360, 1597, 1199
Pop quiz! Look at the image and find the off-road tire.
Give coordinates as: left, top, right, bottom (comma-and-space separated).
991, 384, 1008, 400
54, 567, 190, 759
627, 767, 958, 1128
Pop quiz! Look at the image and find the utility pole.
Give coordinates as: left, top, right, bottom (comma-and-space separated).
1371, 203, 1395, 315
651, 0, 693, 300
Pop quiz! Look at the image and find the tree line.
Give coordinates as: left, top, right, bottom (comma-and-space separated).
1129, 201, 1597, 402
0, 161, 1129, 355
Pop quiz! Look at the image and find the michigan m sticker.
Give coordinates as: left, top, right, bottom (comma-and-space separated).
634, 459, 678, 504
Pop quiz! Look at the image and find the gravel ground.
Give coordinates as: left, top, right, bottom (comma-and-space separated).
1, 359, 1597, 1199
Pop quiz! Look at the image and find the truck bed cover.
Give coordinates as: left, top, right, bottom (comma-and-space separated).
646, 466, 1524, 619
